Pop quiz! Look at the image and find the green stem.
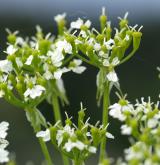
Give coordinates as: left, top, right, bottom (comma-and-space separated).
119, 49, 136, 65
75, 53, 98, 68
52, 95, 62, 122
52, 95, 70, 165
62, 54, 75, 66
26, 108, 53, 165
38, 138, 53, 165
72, 160, 84, 165
99, 82, 110, 163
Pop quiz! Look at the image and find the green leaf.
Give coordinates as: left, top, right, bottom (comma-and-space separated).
26, 108, 47, 132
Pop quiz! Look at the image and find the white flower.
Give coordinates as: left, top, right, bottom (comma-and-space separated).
70, 18, 91, 29
0, 60, 13, 73
16, 37, 25, 46
0, 90, 5, 98
106, 71, 118, 82
74, 141, 86, 150
36, 129, 50, 142
47, 50, 64, 67
5, 45, 17, 55
56, 40, 72, 54
88, 146, 97, 153
0, 149, 9, 163
125, 142, 145, 161
109, 102, 133, 121
85, 20, 91, 28
15, 57, 23, 67
109, 107, 125, 121
0, 75, 8, 83
54, 13, 66, 23
103, 57, 119, 67
147, 118, 158, 128
70, 18, 83, 29
0, 122, 9, 139
56, 78, 65, 93
80, 30, 87, 38
87, 38, 95, 46
106, 132, 114, 139
109, 103, 128, 121
63, 140, 86, 152
121, 124, 132, 135
104, 39, 115, 50
54, 69, 63, 79
24, 85, 46, 99
43, 71, 53, 80
25, 55, 33, 65
94, 43, 101, 51
69, 59, 86, 74
56, 125, 74, 146
0, 139, 9, 149
103, 57, 120, 82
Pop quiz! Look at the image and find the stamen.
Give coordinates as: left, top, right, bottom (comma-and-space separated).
102, 7, 106, 15
72, 30, 77, 36
138, 25, 143, 32
92, 28, 99, 34
124, 12, 129, 19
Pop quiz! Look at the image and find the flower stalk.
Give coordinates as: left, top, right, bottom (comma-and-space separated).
25, 108, 53, 165
99, 81, 110, 163
73, 160, 84, 165
52, 95, 70, 165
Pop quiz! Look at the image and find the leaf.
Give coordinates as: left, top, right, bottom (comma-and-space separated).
26, 108, 47, 132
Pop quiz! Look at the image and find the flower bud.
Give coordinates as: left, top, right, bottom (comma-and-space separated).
36, 26, 44, 40
75, 130, 84, 140
57, 19, 66, 35
39, 40, 51, 54
37, 77, 46, 86
132, 32, 142, 50
80, 25, 88, 31
78, 110, 85, 129
119, 19, 128, 30
100, 7, 107, 32
7, 34, 16, 44
16, 83, 23, 94
50, 126, 57, 142
96, 34, 104, 44
65, 118, 72, 126
17, 75, 24, 82
66, 35, 76, 53
130, 119, 137, 129
91, 127, 101, 146
116, 41, 127, 60
106, 26, 112, 40
7, 54, 15, 62
0, 83, 7, 91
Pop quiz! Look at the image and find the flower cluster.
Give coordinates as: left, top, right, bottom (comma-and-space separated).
36, 104, 114, 163
54, 9, 143, 105
0, 8, 144, 165
0, 121, 9, 163
64, 9, 142, 83
0, 26, 86, 109
109, 96, 160, 164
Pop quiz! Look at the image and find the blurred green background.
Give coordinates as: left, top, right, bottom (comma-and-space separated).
0, 0, 160, 164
